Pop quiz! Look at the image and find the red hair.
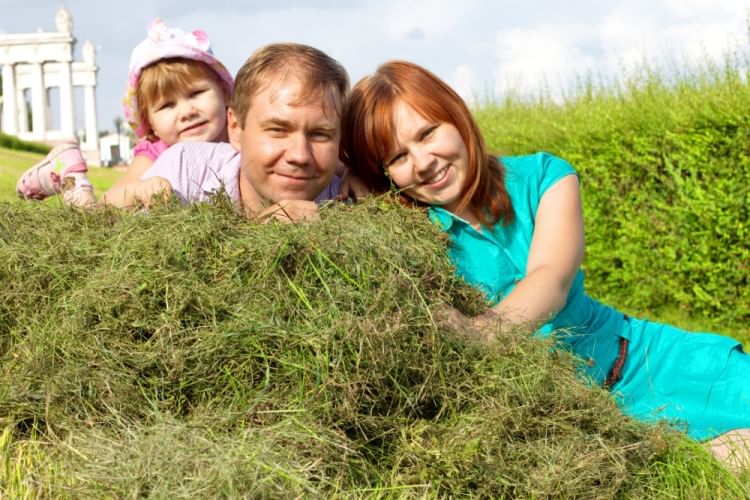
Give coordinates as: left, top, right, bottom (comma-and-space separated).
341, 61, 513, 227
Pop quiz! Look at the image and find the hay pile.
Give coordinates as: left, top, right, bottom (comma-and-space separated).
0, 198, 745, 497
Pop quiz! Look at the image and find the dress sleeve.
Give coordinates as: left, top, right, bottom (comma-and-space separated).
537, 152, 577, 198
501, 152, 578, 222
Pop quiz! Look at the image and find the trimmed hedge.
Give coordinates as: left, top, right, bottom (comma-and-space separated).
475, 61, 750, 325
0, 132, 51, 154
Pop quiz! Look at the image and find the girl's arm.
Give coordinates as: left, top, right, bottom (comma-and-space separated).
485, 175, 584, 333
99, 155, 154, 207
103, 175, 173, 209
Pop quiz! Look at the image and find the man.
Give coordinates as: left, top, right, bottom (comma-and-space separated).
130, 42, 349, 222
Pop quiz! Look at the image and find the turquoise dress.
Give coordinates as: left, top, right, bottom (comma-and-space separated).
429, 152, 750, 440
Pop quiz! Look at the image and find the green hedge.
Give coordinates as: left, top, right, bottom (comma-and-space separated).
475, 61, 750, 324
0, 132, 50, 154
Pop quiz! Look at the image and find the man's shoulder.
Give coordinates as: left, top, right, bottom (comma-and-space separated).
314, 174, 342, 203
163, 142, 240, 177
168, 141, 237, 159
142, 141, 240, 200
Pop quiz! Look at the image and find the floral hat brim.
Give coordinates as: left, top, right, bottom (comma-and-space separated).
122, 18, 234, 138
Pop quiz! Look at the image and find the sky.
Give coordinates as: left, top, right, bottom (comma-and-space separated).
1, 0, 749, 134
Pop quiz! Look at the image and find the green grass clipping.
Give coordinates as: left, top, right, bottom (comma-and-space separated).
0, 197, 747, 497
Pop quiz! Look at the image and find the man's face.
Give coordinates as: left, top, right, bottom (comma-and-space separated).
228, 77, 340, 210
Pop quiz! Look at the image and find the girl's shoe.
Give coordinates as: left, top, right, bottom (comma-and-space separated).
16, 142, 89, 200
61, 178, 97, 208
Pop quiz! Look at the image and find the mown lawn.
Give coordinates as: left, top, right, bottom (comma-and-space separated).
0, 147, 121, 203
2, 198, 748, 497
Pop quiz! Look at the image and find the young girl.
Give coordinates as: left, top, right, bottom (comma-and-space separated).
15, 18, 233, 208
341, 60, 750, 470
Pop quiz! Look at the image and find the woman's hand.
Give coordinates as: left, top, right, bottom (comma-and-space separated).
471, 309, 505, 340
435, 304, 501, 343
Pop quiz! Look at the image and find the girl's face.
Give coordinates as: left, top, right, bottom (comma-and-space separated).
385, 101, 469, 216
147, 77, 227, 146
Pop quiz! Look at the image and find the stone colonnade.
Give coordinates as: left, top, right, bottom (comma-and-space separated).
0, 7, 99, 161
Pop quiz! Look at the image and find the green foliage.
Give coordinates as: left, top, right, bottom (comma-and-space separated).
475, 55, 750, 326
2, 199, 744, 496
0, 132, 50, 154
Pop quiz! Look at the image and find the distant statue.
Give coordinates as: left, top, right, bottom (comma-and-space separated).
55, 6, 73, 33
82, 40, 96, 64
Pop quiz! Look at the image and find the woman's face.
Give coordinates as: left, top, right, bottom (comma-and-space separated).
385, 101, 469, 215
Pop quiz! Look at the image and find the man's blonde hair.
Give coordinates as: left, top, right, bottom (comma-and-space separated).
230, 43, 349, 128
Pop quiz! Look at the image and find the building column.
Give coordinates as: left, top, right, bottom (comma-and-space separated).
16, 87, 29, 133
30, 62, 48, 139
1, 64, 19, 135
83, 84, 98, 150
58, 62, 75, 139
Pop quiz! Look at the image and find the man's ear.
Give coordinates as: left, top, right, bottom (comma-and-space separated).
227, 108, 243, 151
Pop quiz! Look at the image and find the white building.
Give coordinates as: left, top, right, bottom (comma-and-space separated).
99, 133, 132, 167
0, 7, 100, 164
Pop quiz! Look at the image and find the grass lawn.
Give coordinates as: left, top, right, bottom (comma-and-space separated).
0, 146, 122, 203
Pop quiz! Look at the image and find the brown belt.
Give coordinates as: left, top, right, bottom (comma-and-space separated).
604, 314, 630, 389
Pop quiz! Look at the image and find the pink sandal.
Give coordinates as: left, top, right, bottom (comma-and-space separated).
62, 181, 96, 208
16, 142, 89, 201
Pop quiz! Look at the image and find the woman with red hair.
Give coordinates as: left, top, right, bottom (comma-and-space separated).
341, 60, 750, 469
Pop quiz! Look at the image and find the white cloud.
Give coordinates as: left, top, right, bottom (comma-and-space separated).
493, 24, 597, 96
601, 3, 747, 79
2, 0, 749, 129
661, 0, 750, 18
450, 64, 475, 102
381, 0, 480, 41
489, 1, 750, 99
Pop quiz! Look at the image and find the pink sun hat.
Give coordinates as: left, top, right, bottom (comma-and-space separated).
123, 18, 234, 138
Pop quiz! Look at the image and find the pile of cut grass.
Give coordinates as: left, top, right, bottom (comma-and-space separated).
0, 198, 746, 497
